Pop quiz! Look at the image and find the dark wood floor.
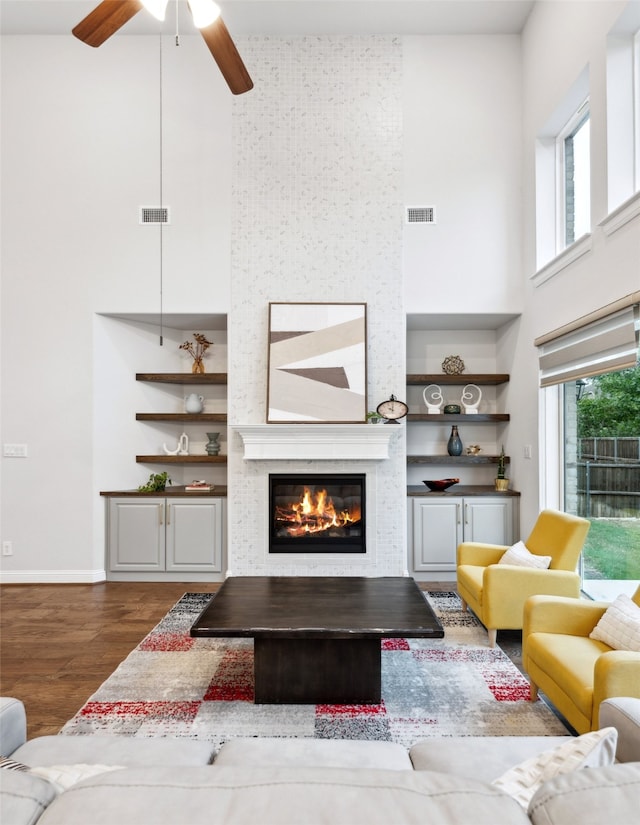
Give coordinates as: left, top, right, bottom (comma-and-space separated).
0, 580, 454, 738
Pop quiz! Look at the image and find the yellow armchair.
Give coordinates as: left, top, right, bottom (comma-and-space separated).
523, 587, 640, 734
456, 509, 589, 646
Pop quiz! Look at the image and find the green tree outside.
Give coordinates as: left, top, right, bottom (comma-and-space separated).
578, 366, 640, 437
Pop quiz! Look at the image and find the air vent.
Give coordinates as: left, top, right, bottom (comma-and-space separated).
406, 206, 436, 225
140, 206, 170, 225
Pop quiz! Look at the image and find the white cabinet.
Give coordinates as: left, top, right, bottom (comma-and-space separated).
409, 494, 515, 574
107, 496, 225, 579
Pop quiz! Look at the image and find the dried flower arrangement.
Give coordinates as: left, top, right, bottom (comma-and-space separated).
179, 333, 213, 374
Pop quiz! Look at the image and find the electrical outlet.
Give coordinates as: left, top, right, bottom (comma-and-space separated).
2, 541, 13, 556
524, 445, 532, 459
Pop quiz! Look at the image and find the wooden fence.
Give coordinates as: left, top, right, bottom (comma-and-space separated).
576, 439, 640, 518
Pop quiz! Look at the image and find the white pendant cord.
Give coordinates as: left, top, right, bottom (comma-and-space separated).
158, 34, 164, 346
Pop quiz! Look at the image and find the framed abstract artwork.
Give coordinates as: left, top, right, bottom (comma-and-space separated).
267, 302, 367, 423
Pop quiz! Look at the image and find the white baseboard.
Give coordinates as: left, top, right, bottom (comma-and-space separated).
0, 569, 107, 584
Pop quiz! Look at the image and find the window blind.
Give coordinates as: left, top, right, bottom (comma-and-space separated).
538, 304, 639, 387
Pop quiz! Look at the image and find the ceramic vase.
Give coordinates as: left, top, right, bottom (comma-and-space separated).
206, 432, 220, 456
447, 425, 463, 456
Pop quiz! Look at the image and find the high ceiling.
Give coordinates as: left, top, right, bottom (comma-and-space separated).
1, 0, 536, 37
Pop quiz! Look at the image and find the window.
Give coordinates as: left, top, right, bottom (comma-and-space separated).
537, 304, 640, 599
606, 6, 640, 211
558, 102, 590, 247
562, 367, 640, 600
534, 67, 590, 272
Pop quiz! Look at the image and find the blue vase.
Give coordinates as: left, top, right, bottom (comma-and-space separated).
447, 425, 462, 456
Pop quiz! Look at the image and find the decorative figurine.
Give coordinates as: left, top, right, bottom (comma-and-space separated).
461, 384, 482, 414
441, 355, 465, 375
422, 384, 444, 414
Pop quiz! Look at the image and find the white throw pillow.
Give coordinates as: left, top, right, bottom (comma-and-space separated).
498, 540, 552, 570
491, 727, 618, 809
589, 593, 640, 652
29, 764, 124, 793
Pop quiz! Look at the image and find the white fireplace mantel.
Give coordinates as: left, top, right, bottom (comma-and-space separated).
233, 424, 400, 460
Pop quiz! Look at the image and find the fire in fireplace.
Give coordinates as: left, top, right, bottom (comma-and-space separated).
269, 473, 366, 554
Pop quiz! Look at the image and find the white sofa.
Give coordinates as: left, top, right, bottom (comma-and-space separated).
2, 696, 639, 825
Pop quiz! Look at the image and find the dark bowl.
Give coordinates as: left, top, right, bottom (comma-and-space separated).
422, 478, 460, 492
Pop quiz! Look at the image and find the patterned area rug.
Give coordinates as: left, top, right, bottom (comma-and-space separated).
60, 592, 569, 750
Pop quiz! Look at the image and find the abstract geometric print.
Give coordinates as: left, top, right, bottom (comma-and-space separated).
267, 303, 367, 422
60, 592, 569, 752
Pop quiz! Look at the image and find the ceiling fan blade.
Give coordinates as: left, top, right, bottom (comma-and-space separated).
199, 17, 253, 95
72, 0, 144, 48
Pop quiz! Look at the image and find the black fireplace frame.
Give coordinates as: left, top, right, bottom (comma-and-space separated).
268, 473, 366, 554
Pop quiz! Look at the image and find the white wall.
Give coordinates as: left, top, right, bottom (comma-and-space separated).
2, 4, 639, 580
403, 35, 523, 314
0, 35, 232, 580
515, 0, 640, 531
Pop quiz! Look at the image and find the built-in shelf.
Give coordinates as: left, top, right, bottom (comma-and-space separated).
407, 413, 509, 422
136, 373, 227, 384
407, 373, 509, 386
136, 455, 228, 464
135, 413, 227, 422
407, 455, 510, 465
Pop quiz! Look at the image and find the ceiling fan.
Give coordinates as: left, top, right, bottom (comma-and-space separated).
72, 0, 253, 95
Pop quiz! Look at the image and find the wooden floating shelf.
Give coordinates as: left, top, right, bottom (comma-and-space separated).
136, 455, 227, 464
136, 413, 227, 422
136, 373, 227, 384
407, 374, 509, 386
407, 413, 509, 422
407, 455, 510, 465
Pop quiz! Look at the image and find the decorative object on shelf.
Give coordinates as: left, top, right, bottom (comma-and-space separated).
165, 432, 190, 456
205, 432, 221, 455
441, 355, 465, 375
185, 393, 204, 413
443, 403, 461, 414
179, 333, 213, 374
495, 445, 509, 490
178, 432, 189, 455
447, 424, 463, 456
376, 394, 409, 423
422, 478, 459, 492
267, 302, 366, 423
461, 383, 482, 414
422, 384, 443, 414
185, 480, 213, 492
366, 411, 384, 424
138, 471, 171, 492
466, 445, 482, 455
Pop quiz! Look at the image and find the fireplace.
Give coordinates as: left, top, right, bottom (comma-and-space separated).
269, 473, 366, 554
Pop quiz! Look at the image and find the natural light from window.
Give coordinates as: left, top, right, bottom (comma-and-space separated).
559, 103, 590, 248
562, 367, 640, 601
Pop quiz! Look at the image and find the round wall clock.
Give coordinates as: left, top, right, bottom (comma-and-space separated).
376, 394, 409, 423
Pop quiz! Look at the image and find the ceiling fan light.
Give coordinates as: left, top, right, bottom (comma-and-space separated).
141, 0, 169, 22
188, 0, 221, 29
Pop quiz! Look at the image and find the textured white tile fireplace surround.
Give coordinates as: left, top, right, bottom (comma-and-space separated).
227, 36, 405, 578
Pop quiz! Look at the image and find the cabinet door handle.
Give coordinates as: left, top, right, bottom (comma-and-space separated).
456, 503, 461, 524
166, 503, 170, 525
158, 503, 163, 526
465, 503, 469, 525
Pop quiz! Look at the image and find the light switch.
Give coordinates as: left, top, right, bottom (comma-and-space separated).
3, 444, 28, 457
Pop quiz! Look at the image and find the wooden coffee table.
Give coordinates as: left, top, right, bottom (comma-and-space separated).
190, 576, 444, 704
